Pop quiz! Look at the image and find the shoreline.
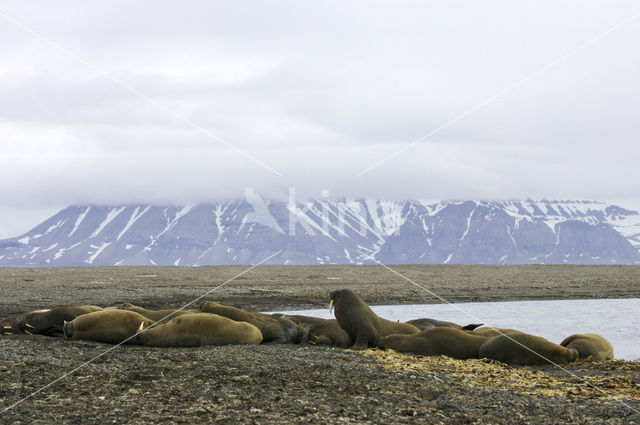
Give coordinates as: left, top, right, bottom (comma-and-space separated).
1, 265, 639, 315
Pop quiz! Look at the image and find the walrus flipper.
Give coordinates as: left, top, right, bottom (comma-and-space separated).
461, 323, 483, 331
351, 321, 377, 349
351, 333, 371, 350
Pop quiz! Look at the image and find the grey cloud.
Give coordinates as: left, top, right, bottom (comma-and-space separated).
0, 1, 639, 237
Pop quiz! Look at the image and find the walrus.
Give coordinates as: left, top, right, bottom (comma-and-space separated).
308, 319, 351, 348
329, 289, 419, 349
274, 315, 310, 344
118, 303, 193, 323
472, 327, 523, 338
406, 318, 483, 332
479, 332, 578, 365
271, 314, 327, 326
5, 305, 102, 336
134, 312, 262, 347
560, 333, 614, 361
200, 301, 291, 343
63, 310, 154, 344
378, 327, 490, 359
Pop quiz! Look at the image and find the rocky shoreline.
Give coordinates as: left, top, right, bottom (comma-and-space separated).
0, 265, 639, 423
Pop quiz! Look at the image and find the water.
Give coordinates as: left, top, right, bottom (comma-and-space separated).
268, 298, 640, 360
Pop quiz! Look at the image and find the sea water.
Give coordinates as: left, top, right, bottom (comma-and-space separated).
267, 298, 640, 360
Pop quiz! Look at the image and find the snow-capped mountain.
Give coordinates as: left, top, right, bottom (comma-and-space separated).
0, 199, 639, 266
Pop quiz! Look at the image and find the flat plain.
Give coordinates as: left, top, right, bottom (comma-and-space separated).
1, 264, 639, 315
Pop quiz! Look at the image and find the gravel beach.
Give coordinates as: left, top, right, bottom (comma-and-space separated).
0, 265, 639, 424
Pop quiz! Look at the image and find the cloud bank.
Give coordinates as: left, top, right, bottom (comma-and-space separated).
0, 1, 639, 236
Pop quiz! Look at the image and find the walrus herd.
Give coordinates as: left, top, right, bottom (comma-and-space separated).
0, 289, 614, 366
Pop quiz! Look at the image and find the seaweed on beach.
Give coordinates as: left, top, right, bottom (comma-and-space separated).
361, 349, 640, 401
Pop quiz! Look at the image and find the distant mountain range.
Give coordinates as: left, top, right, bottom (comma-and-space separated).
0, 199, 639, 266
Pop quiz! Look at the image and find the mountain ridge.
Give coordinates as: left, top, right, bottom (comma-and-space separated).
1, 199, 639, 266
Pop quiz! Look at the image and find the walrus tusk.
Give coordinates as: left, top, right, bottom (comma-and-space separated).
24, 329, 33, 335
329, 299, 334, 314
138, 322, 145, 332
24, 323, 36, 329
3, 325, 12, 329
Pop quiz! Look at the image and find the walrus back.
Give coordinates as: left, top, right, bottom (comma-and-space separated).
66, 310, 154, 344
375, 317, 419, 339
18, 305, 103, 336
479, 332, 577, 365
472, 327, 523, 338
120, 304, 193, 323
200, 301, 286, 343
560, 333, 614, 361
406, 318, 458, 331
379, 328, 489, 359
136, 313, 262, 347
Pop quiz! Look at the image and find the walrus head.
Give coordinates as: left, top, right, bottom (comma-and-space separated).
1, 315, 21, 334
329, 289, 351, 313
377, 336, 388, 350
63, 320, 73, 338
377, 335, 398, 350
567, 348, 579, 362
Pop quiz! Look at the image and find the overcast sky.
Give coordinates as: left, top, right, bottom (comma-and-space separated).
1, 1, 639, 237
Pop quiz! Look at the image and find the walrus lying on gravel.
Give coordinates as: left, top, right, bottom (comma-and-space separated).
406, 318, 482, 332
63, 310, 154, 344
274, 315, 310, 344
3, 305, 102, 336
134, 313, 262, 347
118, 303, 193, 323
560, 333, 614, 361
479, 332, 578, 365
270, 314, 331, 345
200, 302, 301, 343
308, 319, 351, 348
329, 289, 419, 349
378, 328, 490, 359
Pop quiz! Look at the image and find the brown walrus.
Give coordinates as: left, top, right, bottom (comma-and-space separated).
479, 332, 578, 365
134, 312, 262, 347
118, 303, 193, 323
200, 301, 292, 343
378, 327, 490, 359
308, 319, 351, 348
329, 289, 419, 349
472, 327, 523, 338
63, 310, 154, 344
406, 318, 483, 332
274, 315, 310, 344
271, 314, 327, 326
270, 314, 345, 347
560, 333, 614, 361
3, 305, 102, 336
